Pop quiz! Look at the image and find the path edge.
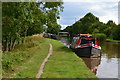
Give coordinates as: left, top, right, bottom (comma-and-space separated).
36, 43, 52, 78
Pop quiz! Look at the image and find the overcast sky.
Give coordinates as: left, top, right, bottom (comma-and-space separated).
58, 0, 119, 30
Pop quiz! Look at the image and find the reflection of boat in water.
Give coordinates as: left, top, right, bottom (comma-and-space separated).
82, 57, 101, 74
70, 34, 101, 58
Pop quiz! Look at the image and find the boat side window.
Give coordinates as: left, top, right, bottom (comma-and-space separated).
80, 39, 87, 45
89, 39, 95, 44
72, 39, 78, 44
80, 38, 95, 45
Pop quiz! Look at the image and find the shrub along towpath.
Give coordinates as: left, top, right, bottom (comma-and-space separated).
2, 36, 50, 78
40, 38, 97, 79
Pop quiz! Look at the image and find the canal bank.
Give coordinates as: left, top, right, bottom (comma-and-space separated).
2, 36, 97, 78
60, 37, 120, 78
106, 39, 120, 43
41, 38, 97, 78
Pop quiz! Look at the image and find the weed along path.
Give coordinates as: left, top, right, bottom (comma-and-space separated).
36, 43, 53, 78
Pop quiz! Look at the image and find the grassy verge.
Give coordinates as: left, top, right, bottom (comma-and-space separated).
106, 39, 120, 42
41, 39, 97, 78
2, 36, 50, 78
106, 39, 120, 43
3, 36, 97, 78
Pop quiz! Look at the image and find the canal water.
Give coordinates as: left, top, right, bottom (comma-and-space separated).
59, 37, 120, 78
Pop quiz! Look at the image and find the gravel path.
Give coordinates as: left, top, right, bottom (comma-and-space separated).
36, 43, 53, 78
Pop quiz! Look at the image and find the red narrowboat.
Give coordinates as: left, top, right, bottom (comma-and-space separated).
70, 34, 101, 57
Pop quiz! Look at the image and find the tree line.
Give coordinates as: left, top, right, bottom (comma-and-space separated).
64, 12, 120, 40
2, 2, 63, 52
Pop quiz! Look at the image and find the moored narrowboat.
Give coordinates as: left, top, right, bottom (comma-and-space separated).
70, 34, 101, 57
43, 33, 59, 40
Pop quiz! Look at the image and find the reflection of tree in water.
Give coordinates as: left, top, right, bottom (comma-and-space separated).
100, 42, 120, 59
82, 58, 101, 74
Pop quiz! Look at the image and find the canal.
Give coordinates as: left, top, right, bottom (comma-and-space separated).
60, 37, 120, 78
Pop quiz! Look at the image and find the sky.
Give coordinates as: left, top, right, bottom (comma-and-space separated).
58, 0, 119, 30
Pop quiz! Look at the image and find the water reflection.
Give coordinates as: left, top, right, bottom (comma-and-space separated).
100, 42, 120, 58
82, 57, 101, 74
59, 37, 119, 78
98, 42, 119, 78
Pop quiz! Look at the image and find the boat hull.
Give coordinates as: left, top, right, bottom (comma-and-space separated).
74, 46, 100, 58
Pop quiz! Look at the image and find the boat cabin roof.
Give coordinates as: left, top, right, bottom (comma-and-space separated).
81, 37, 96, 39
73, 36, 96, 40
77, 34, 92, 37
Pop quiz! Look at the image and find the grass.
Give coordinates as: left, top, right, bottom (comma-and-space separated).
41, 39, 97, 78
106, 39, 120, 43
2, 36, 50, 78
13, 40, 49, 78
3, 36, 97, 78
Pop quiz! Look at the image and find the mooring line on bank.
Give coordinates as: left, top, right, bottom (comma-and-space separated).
36, 43, 53, 78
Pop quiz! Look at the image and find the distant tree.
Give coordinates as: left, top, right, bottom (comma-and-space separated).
106, 20, 115, 25
105, 20, 117, 38
80, 12, 99, 33
112, 24, 120, 40
64, 12, 118, 40
65, 12, 100, 35
92, 28, 99, 33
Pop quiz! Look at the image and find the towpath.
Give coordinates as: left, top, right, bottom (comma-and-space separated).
36, 43, 53, 78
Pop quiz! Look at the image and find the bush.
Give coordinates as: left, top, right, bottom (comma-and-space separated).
112, 25, 120, 40
92, 33, 106, 41
2, 36, 43, 74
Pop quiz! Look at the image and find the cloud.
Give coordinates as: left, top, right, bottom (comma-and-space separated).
84, 2, 118, 23
58, 1, 118, 30
60, 24, 68, 30
63, 0, 119, 2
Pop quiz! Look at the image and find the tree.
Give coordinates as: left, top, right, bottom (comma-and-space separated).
44, 2, 64, 34
64, 12, 100, 35
105, 20, 117, 38
64, 12, 118, 40
112, 24, 120, 40
2, 2, 64, 51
